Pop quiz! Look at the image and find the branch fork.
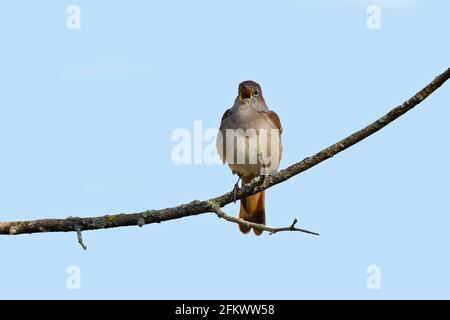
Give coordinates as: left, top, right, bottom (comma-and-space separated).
209, 202, 319, 236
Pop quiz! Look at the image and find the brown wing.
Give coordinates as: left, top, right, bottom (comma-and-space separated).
261, 110, 283, 164
217, 108, 232, 164
219, 108, 231, 130
265, 110, 283, 134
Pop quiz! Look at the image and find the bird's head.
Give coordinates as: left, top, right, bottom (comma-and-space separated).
237, 80, 265, 104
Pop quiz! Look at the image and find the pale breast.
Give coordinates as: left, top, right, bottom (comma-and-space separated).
217, 105, 282, 179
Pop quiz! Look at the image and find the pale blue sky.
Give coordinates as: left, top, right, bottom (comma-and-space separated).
0, 0, 449, 299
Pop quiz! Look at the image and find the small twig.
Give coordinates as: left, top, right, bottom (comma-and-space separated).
268, 218, 304, 235
76, 227, 87, 250
210, 204, 319, 236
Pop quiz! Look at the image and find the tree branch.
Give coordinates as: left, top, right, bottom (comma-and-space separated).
76, 228, 87, 250
0, 68, 449, 238
210, 204, 319, 236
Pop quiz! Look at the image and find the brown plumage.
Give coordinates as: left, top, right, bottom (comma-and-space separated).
217, 81, 283, 235
239, 177, 265, 235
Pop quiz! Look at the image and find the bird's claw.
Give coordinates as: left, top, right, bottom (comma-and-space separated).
231, 176, 241, 204
232, 183, 240, 204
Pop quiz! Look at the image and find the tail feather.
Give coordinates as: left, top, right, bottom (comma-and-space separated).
239, 190, 265, 236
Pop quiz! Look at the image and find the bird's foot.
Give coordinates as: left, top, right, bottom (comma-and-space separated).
231, 177, 241, 204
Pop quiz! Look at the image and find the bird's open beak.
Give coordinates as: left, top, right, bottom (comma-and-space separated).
239, 85, 253, 101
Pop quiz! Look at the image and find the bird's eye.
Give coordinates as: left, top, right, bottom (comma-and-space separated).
254, 90, 259, 96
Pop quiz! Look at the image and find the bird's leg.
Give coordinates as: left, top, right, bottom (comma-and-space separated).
232, 175, 241, 204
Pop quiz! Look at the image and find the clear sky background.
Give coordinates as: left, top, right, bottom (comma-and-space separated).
0, 0, 449, 299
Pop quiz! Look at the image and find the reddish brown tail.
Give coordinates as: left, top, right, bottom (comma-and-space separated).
239, 190, 265, 236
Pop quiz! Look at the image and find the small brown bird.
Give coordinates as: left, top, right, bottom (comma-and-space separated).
216, 81, 283, 235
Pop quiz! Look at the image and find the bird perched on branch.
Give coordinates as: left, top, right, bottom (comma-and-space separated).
216, 81, 283, 235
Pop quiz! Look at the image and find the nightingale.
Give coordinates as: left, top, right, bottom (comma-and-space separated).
216, 81, 283, 235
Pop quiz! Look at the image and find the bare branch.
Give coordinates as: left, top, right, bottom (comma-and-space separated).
76, 228, 87, 250
210, 204, 319, 236
0, 68, 449, 238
